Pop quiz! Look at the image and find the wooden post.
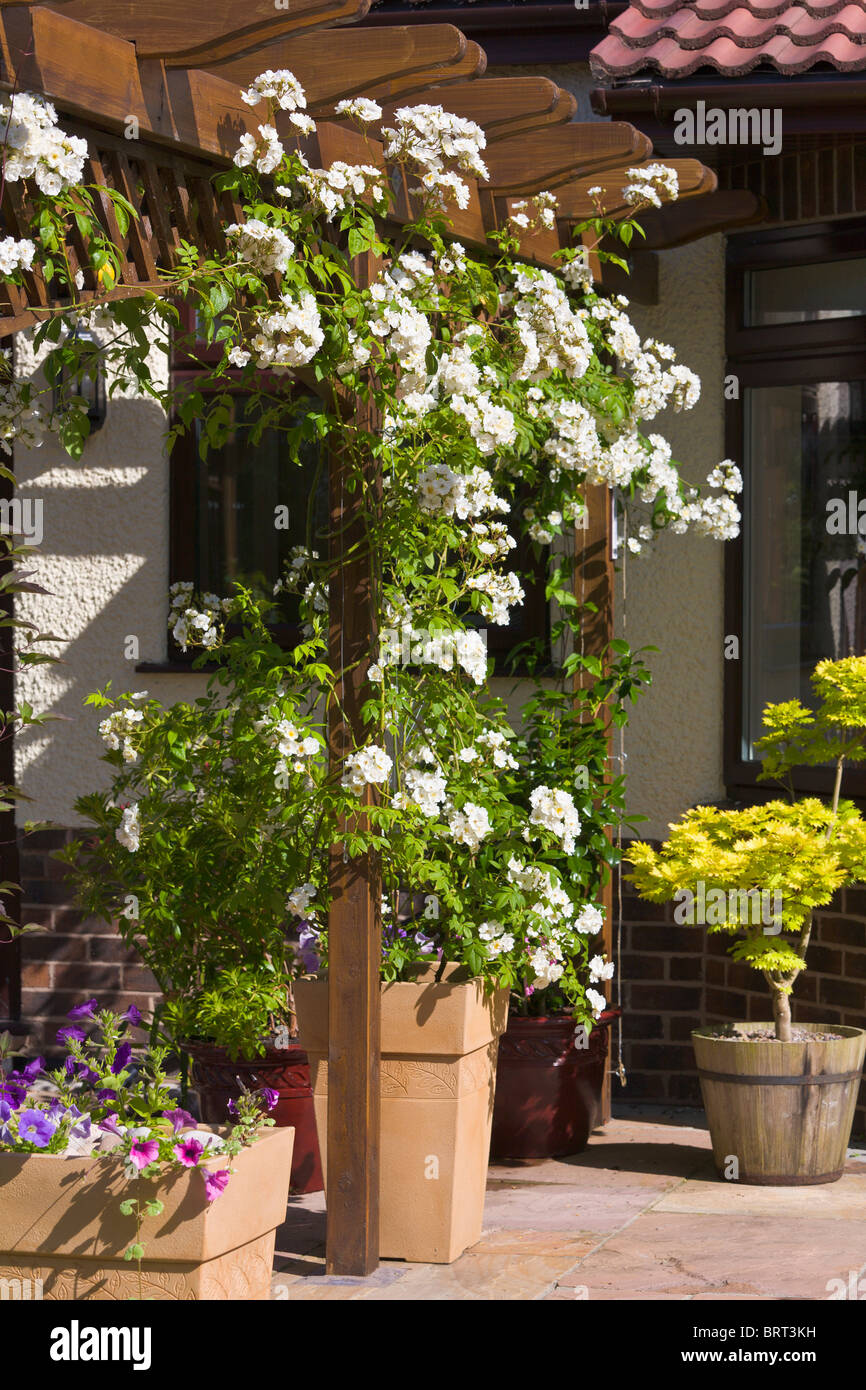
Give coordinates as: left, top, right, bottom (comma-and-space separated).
574, 485, 615, 1123
325, 252, 381, 1276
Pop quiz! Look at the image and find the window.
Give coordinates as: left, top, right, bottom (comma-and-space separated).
725, 221, 866, 800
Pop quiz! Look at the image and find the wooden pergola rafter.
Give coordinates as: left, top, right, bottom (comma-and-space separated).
0, 0, 748, 1276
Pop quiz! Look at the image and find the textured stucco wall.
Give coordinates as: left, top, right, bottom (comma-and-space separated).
12, 329, 203, 827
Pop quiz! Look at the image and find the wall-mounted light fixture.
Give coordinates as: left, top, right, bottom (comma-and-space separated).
52, 326, 107, 435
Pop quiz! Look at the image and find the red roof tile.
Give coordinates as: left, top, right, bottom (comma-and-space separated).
591, 0, 866, 76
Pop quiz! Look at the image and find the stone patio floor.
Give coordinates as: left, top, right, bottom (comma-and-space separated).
270, 1104, 866, 1301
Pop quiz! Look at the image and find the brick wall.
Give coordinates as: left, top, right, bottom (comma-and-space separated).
17, 828, 160, 1052
614, 868, 866, 1137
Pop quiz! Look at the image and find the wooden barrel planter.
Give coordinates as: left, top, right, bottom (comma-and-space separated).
185, 1042, 324, 1195
489, 1008, 618, 1163
692, 1023, 866, 1185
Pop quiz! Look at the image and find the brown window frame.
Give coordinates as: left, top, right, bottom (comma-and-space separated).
724, 218, 866, 804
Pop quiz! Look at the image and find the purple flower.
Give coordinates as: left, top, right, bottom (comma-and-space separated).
202, 1168, 230, 1202
111, 1042, 133, 1075
0, 1099, 14, 1124
257, 1087, 279, 1112
163, 1107, 195, 1134
67, 999, 98, 1020
69, 1111, 91, 1140
173, 1137, 204, 1167
57, 1025, 85, 1046
128, 1139, 159, 1171
98, 1114, 123, 1136
16, 1109, 56, 1148
20, 1057, 45, 1083
0, 1080, 25, 1111
297, 924, 320, 974
122, 1004, 143, 1027
96, 1088, 117, 1102
64, 1057, 98, 1084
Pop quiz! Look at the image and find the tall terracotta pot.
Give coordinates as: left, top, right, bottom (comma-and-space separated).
490, 1008, 618, 1163
693, 1023, 866, 1184
294, 969, 509, 1264
0, 1126, 294, 1300
185, 1042, 323, 1194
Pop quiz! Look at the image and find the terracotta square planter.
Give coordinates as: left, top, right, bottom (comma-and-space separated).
294, 971, 508, 1264
0, 1125, 294, 1300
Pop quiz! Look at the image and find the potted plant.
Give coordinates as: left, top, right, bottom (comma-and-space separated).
0, 1003, 293, 1299
628, 655, 866, 1185
59, 588, 328, 1194
489, 642, 650, 1163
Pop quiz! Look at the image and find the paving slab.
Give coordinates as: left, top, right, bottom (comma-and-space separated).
655, 1172, 866, 1220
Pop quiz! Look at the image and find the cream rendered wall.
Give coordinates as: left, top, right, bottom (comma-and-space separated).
12, 330, 202, 828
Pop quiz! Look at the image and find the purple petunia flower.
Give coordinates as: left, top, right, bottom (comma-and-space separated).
122, 1004, 143, 1027
0, 1081, 25, 1112
98, 1114, 123, 1136
128, 1139, 159, 1171
20, 1057, 45, 1083
57, 1025, 86, 1046
163, 1107, 196, 1134
111, 1042, 133, 1075
202, 1168, 230, 1202
257, 1087, 279, 1112
297, 924, 320, 974
96, 1088, 117, 1102
173, 1137, 204, 1167
16, 1109, 56, 1148
67, 999, 98, 1021
64, 1057, 98, 1084
69, 1113, 92, 1140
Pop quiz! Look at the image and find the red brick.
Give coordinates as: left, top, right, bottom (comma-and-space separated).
622, 896, 674, 923
628, 1043, 694, 1071
706, 958, 726, 984
817, 916, 866, 946
21, 963, 52, 989
88, 937, 140, 964
628, 925, 703, 954
841, 889, 866, 918
843, 952, 866, 980
809, 946, 844, 975
621, 1010, 664, 1039
122, 966, 159, 991
45, 911, 115, 936
21, 934, 87, 962
47, 963, 120, 990
668, 1015, 703, 1041
620, 952, 666, 980
630, 984, 702, 1012
615, 1071, 667, 1099
705, 987, 749, 1018
669, 1072, 702, 1102
669, 956, 703, 981
819, 977, 864, 1010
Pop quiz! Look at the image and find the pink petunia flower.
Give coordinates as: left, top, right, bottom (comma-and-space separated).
128, 1139, 159, 1171
173, 1137, 204, 1167
202, 1168, 231, 1202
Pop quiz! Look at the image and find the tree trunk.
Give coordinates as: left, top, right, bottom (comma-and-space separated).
771, 985, 792, 1042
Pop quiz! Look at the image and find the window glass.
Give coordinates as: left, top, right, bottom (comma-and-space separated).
743, 380, 866, 754
192, 396, 327, 613
746, 259, 866, 326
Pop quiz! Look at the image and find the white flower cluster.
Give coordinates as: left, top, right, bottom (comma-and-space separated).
0, 93, 87, 195
471, 521, 516, 560
234, 124, 285, 175
342, 744, 393, 794
528, 785, 581, 855
241, 69, 307, 113
416, 463, 508, 521
574, 903, 604, 935
622, 162, 679, 209
523, 506, 563, 545
226, 219, 294, 275
510, 268, 592, 382
447, 801, 492, 852
256, 715, 319, 781
529, 943, 564, 989
540, 399, 602, 478
589, 954, 615, 984
167, 583, 229, 651
706, 459, 743, 494
115, 802, 140, 854
479, 919, 515, 959
0, 379, 45, 455
98, 700, 146, 764
287, 882, 316, 917
368, 279, 432, 377
507, 857, 573, 923
586, 987, 608, 1019
473, 729, 518, 770
0, 237, 35, 276
449, 393, 516, 455
299, 162, 387, 222
251, 292, 324, 371
401, 764, 448, 818
508, 190, 558, 233
382, 104, 488, 209
466, 570, 525, 626
335, 98, 383, 125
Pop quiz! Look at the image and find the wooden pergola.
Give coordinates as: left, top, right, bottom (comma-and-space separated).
0, 0, 747, 1275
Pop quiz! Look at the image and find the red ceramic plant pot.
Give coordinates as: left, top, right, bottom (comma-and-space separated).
185, 1042, 324, 1194
489, 1008, 619, 1163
